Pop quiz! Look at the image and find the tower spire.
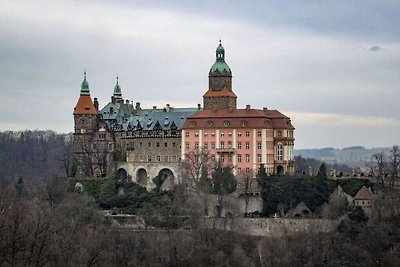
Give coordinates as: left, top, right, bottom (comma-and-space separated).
80, 71, 90, 96
113, 75, 122, 101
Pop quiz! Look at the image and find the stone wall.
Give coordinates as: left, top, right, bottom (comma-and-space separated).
204, 217, 339, 237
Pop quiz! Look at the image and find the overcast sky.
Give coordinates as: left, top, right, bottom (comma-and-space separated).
1, 0, 399, 149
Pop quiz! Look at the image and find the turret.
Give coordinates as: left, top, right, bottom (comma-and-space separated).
203, 41, 237, 110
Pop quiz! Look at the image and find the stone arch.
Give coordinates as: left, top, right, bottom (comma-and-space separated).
276, 165, 284, 175
117, 168, 128, 181
158, 168, 175, 191
136, 168, 148, 187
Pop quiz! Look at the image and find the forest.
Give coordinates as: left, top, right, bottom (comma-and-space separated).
1, 131, 400, 266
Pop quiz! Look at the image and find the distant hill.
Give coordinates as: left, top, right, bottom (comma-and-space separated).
294, 146, 391, 166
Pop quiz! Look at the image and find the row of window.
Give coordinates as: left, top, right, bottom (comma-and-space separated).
93, 143, 113, 151
186, 130, 274, 138
133, 141, 177, 149
186, 141, 274, 151
138, 155, 179, 162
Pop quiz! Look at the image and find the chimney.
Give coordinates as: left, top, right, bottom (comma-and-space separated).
125, 99, 129, 104
246, 104, 251, 110
166, 104, 170, 112
135, 102, 141, 110
197, 103, 201, 110
153, 106, 157, 110
111, 96, 115, 104
94, 97, 99, 110
263, 107, 268, 111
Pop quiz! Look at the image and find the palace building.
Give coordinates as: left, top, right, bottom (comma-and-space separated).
73, 41, 294, 189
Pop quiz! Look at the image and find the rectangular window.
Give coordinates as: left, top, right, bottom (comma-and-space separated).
220, 155, 225, 162
156, 155, 161, 162
277, 131, 282, 137
164, 155, 169, 162
195, 132, 199, 137
237, 142, 242, 149
245, 131, 250, 137
245, 142, 250, 149
237, 154, 242, 162
211, 132, 215, 137
204, 142, 208, 149
148, 142, 151, 147
164, 142, 168, 147
204, 132, 208, 138
245, 168, 250, 174
228, 155, 232, 162
220, 132, 225, 137
257, 154, 262, 163
238, 168, 242, 174
257, 131, 262, 137
172, 142, 176, 147
220, 141, 224, 149
172, 155, 177, 162
185, 143, 189, 149
211, 154, 215, 161
257, 142, 262, 150
147, 155, 152, 162
195, 142, 199, 149
245, 154, 250, 162
228, 132, 232, 137
139, 155, 143, 161
139, 142, 143, 148
185, 132, 189, 138
156, 142, 160, 147
277, 144, 283, 161
237, 131, 242, 137
228, 141, 232, 149
211, 142, 216, 149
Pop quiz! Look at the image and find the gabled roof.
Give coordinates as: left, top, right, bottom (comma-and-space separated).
73, 96, 97, 115
354, 186, 374, 200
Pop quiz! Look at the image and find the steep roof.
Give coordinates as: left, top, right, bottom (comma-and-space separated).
73, 96, 97, 115
354, 186, 374, 200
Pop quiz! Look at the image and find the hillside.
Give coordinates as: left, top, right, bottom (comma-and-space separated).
294, 146, 390, 166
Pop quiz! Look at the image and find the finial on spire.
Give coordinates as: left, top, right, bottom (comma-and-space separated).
84, 70, 87, 80
116, 75, 119, 84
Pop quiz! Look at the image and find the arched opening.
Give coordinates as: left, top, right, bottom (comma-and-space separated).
117, 168, 128, 181
276, 165, 284, 175
158, 168, 174, 191
136, 168, 148, 187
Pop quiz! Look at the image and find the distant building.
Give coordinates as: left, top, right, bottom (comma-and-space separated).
353, 186, 374, 213
72, 41, 295, 189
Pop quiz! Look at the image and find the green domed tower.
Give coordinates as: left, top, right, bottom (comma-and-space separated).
113, 76, 123, 103
203, 41, 237, 110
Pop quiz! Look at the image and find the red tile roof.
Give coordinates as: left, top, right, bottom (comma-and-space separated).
203, 87, 237, 97
183, 108, 294, 129
353, 186, 374, 200
73, 96, 97, 115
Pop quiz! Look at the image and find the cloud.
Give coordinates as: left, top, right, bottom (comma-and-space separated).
369, 46, 381, 52
0, 0, 400, 148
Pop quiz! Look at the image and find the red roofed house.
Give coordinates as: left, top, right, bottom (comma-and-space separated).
353, 186, 374, 213
182, 41, 295, 176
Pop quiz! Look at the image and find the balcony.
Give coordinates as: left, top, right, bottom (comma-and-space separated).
216, 147, 236, 153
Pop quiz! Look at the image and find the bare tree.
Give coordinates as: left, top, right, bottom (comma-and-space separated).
388, 145, 400, 187
182, 149, 213, 185
370, 152, 387, 187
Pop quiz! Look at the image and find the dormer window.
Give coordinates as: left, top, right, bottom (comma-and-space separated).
240, 120, 247, 127
224, 120, 230, 127
207, 120, 213, 127
190, 121, 196, 127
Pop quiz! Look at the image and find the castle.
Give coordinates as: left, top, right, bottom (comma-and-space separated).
73, 41, 295, 189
